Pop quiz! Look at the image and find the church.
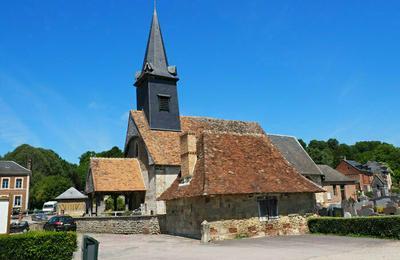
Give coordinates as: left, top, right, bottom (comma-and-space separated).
86, 6, 324, 240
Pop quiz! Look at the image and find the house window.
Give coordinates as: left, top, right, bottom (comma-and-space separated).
158, 95, 170, 112
1, 178, 9, 189
333, 185, 337, 196
14, 195, 22, 207
15, 178, 23, 189
258, 196, 278, 221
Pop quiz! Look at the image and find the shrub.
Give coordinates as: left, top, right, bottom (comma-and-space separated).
308, 216, 400, 239
0, 231, 77, 260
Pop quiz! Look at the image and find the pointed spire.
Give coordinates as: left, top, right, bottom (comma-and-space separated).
141, 3, 174, 78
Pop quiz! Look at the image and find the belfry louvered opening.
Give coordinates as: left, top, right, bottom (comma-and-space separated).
158, 95, 170, 112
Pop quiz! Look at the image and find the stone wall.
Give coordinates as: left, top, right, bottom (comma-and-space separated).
75, 215, 165, 234
206, 215, 310, 241
155, 166, 180, 214
165, 193, 316, 240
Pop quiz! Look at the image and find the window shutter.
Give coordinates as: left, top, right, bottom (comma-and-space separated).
158, 95, 170, 112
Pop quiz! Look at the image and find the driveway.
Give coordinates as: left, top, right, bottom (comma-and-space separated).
74, 234, 400, 260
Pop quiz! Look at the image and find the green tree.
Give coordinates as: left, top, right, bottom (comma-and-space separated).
307, 147, 334, 166
298, 139, 307, 150
30, 176, 72, 209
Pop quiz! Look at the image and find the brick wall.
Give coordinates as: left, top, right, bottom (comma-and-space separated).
336, 161, 373, 192
0, 176, 29, 210
322, 184, 357, 206
75, 215, 165, 234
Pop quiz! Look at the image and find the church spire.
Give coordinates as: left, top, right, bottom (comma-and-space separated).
134, 4, 181, 131
139, 3, 176, 80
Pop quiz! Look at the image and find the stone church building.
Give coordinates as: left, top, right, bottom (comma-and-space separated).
87, 7, 324, 239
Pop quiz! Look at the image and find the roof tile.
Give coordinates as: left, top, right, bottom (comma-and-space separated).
89, 158, 146, 192
159, 132, 324, 200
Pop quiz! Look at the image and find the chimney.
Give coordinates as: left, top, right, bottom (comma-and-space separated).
180, 132, 197, 180
26, 157, 32, 171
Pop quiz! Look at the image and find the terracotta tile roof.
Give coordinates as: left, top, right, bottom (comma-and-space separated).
159, 132, 324, 200
129, 110, 265, 166
89, 158, 146, 192
129, 111, 181, 165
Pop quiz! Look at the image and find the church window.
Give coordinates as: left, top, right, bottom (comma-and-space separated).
158, 95, 170, 112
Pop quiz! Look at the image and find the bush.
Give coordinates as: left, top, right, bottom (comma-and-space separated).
0, 231, 77, 260
308, 216, 400, 239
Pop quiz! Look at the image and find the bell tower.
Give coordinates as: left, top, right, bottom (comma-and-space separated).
134, 6, 181, 131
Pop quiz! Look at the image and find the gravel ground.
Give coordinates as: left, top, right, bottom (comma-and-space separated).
73, 233, 400, 260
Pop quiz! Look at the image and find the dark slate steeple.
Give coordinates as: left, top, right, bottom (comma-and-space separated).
141, 7, 172, 78
135, 5, 181, 131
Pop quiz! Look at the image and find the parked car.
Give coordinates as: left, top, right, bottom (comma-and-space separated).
10, 221, 29, 233
31, 211, 48, 222
42, 201, 58, 214
43, 216, 77, 232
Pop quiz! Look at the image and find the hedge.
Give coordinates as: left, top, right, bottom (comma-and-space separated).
0, 231, 77, 260
308, 216, 400, 239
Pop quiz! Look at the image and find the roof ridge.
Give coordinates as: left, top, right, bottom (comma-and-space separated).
90, 157, 138, 161
202, 130, 265, 137
181, 115, 260, 124
9, 161, 31, 172
267, 133, 298, 139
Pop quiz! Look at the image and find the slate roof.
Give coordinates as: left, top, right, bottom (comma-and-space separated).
0, 161, 31, 176
159, 132, 324, 201
89, 158, 146, 192
129, 110, 265, 166
268, 134, 323, 176
56, 187, 88, 200
136, 7, 176, 80
365, 161, 390, 175
372, 174, 386, 186
343, 160, 372, 174
317, 165, 356, 185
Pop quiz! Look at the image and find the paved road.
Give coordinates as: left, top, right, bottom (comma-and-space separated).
74, 234, 400, 260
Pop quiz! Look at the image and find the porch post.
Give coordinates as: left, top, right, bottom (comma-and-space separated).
113, 195, 118, 211
125, 194, 129, 211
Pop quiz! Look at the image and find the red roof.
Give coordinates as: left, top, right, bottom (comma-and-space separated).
159, 132, 324, 200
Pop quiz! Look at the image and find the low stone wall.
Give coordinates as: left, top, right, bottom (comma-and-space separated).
29, 222, 45, 231
75, 215, 165, 234
204, 214, 310, 241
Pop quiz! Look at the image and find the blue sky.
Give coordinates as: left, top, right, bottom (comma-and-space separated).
0, 0, 399, 163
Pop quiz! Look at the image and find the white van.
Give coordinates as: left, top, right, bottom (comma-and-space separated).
42, 201, 58, 214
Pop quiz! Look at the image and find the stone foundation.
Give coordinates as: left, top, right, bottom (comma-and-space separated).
75, 215, 165, 234
204, 214, 310, 241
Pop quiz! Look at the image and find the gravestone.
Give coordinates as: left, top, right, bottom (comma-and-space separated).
358, 207, 374, 216
383, 206, 398, 215
344, 212, 352, 218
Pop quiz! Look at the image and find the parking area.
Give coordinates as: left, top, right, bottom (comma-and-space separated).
74, 233, 400, 260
